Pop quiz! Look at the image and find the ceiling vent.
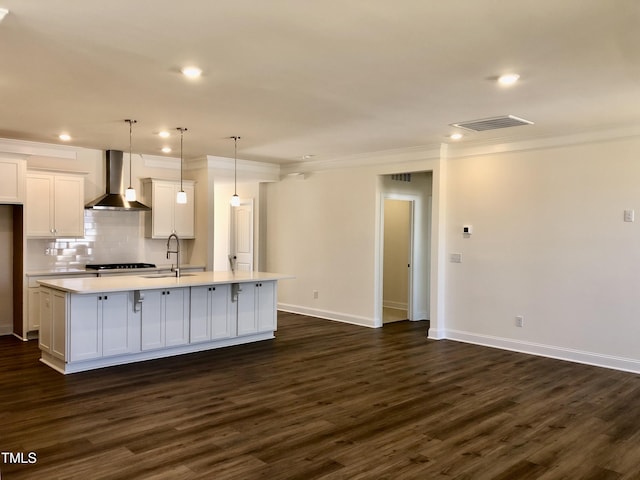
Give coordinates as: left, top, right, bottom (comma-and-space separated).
451, 115, 534, 132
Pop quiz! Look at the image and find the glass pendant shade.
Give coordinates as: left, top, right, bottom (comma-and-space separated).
125, 186, 137, 202
177, 127, 188, 204
230, 136, 241, 207
125, 119, 137, 202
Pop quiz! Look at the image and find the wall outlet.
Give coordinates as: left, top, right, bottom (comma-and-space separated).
515, 315, 524, 327
313, 290, 319, 299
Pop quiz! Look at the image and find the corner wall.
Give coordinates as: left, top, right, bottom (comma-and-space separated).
444, 135, 640, 372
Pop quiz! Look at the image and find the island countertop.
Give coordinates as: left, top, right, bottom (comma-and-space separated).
37, 271, 294, 294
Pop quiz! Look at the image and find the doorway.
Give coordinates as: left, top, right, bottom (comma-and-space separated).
382, 199, 413, 323
229, 199, 254, 272
376, 171, 432, 328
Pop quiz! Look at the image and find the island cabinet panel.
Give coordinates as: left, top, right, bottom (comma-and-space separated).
237, 281, 276, 336
69, 292, 131, 361
141, 287, 189, 351
190, 284, 233, 343
39, 288, 67, 360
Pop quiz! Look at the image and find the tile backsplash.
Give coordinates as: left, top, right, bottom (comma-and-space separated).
26, 210, 186, 271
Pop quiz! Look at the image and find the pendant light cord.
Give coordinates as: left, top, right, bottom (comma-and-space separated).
177, 127, 187, 191
232, 135, 241, 195
126, 119, 137, 187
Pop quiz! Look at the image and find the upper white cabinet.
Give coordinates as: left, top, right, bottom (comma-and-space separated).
26, 172, 85, 238
0, 157, 26, 204
142, 178, 195, 239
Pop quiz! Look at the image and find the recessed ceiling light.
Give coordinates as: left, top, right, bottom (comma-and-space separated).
302, 154, 315, 160
449, 133, 463, 140
161, 146, 172, 153
59, 133, 71, 141
181, 66, 202, 79
498, 73, 520, 86
0, 8, 9, 23
158, 131, 170, 138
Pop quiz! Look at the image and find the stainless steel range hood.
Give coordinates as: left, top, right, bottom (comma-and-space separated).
85, 150, 150, 211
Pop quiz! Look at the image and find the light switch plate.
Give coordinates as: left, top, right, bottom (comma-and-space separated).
624, 209, 634, 222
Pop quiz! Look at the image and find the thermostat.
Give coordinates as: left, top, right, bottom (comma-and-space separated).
463, 225, 473, 235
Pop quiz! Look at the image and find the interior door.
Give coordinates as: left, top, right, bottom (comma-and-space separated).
230, 199, 254, 272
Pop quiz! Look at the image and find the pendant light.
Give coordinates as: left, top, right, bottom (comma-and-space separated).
230, 135, 241, 207
176, 127, 188, 204
124, 119, 137, 202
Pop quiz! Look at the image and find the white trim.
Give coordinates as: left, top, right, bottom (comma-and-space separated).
0, 137, 78, 159
40, 331, 274, 374
278, 303, 376, 328
446, 329, 640, 374
282, 145, 442, 174
447, 123, 640, 160
206, 155, 280, 182
383, 301, 408, 310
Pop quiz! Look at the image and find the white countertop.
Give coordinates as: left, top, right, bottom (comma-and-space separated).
37, 271, 294, 294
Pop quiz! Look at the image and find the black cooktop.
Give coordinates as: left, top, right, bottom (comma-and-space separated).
85, 263, 157, 270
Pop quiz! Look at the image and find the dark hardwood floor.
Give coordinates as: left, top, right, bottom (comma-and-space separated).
2, 312, 640, 479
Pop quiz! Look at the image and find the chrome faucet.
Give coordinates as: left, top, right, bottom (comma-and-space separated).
166, 233, 181, 277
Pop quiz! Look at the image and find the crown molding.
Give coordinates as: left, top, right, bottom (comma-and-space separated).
0, 137, 78, 159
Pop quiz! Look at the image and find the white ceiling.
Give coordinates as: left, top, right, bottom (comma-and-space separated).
0, 0, 638, 164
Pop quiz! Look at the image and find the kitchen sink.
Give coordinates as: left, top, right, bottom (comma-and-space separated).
139, 273, 197, 279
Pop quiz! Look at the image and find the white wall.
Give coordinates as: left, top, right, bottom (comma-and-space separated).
444, 135, 640, 371
266, 160, 438, 327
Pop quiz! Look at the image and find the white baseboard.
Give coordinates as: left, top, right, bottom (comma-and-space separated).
383, 301, 408, 310
446, 329, 640, 374
0, 325, 13, 336
278, 303, 377, 328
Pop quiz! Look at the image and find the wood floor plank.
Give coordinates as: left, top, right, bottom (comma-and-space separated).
2, 312, 640, 479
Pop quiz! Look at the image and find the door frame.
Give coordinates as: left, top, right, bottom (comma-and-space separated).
229, 198, 254, 272
377, 193, 418, 327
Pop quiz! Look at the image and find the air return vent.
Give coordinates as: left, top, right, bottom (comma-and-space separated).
391, 173, 412, 182
451, 115, 534, 132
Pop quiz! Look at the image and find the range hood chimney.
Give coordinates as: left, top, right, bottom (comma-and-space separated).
85, 150, 150, 211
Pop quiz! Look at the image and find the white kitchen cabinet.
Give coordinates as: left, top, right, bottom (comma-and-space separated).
38, 287, 66, 361
190, 284, 233, 343
0, 157, 26, 204
237, 281, 276, 336
26, 273, 97, 334
141, 287, 189, 351
26, 172, 85, 238
68, 292, 131, 362
142, 178, 195, 239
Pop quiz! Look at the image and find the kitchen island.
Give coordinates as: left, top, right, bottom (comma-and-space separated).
37, 271, 292, 374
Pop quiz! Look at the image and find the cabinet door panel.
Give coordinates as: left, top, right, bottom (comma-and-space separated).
54, 176, 84, 237
165, 288, 188, 346
190, 286, 211, 343
51, 291, 68, 360
69, 294, 101, 361
237, 283, 258, 336
38, 289, 52, 352
174, 183, 195, 238
26, 174, 53, 237
152, 182, 175, 237
257, 281, 276, 332
141, 290, 164, 350
211, 284, 232, 339
102, 292, 130, 357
